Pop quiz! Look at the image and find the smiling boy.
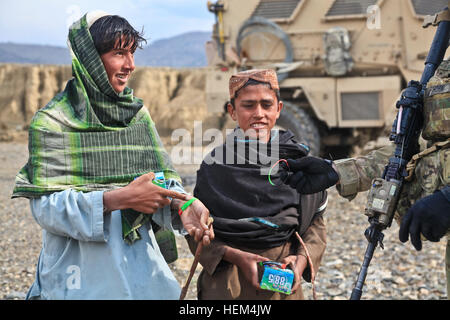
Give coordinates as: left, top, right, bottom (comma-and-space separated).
89, 15, 138, 94
190, 69, 328, 300
12, 11, 212, 300
227, 70, 283, 143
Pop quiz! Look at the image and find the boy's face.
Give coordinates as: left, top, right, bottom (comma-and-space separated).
100, 37, 136, 94
227, 84, 283, 142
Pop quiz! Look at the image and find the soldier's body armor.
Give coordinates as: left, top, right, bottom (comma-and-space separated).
395, 60, 450, 228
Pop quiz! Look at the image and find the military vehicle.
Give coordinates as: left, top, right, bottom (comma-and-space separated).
205, 0, 448, 156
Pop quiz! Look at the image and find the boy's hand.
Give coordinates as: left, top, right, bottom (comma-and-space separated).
180, 198, 215, 246
281, 255, 307, 294
103, 172, 188, 214
224, 247, 270, 290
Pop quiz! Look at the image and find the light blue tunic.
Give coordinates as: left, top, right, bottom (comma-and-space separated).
26, 180, 186, 300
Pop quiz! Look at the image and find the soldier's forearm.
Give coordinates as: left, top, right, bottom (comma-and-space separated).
334, 144, 395, 199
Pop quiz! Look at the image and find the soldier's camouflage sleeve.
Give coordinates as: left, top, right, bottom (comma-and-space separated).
333, 144, 395, 200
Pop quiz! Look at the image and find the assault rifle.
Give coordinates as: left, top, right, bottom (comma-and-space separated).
349, 10, 450, 300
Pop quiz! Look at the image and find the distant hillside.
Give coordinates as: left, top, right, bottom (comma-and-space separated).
0, 43, 71, 65
0, 31, 211, 67
135, 31, 211, 67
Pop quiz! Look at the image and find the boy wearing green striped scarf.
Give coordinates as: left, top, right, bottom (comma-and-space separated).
12, 11, 213, 300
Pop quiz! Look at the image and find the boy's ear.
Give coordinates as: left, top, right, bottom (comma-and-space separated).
227, 103, 237, 121
276, 100, 284, 119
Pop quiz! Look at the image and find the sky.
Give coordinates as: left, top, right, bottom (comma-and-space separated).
0, 0, 215, 47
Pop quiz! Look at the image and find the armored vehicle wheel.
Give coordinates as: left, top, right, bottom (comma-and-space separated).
277, 101, 320, 156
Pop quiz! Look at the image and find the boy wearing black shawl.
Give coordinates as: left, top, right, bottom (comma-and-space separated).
189, 69, 329, 300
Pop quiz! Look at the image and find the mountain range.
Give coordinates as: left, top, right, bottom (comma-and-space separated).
0, 31, 211, 67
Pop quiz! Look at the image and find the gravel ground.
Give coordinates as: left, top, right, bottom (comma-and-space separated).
0, 141, 447, 300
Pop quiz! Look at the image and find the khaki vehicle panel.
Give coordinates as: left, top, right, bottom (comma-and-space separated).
281, 75, 401, 128
206, 0, 448, 155
281, 77, 338, 126
216, 0, 438, 72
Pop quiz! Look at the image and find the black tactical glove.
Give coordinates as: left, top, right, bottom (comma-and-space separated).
399, 190, 450, 251
280, 157, 339, 194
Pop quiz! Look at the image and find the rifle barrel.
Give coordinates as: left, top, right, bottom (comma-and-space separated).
421, 20, 450, 85
350, 228, 380, 300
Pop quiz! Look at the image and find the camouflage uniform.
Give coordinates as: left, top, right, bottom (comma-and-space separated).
334, 59, 450, 298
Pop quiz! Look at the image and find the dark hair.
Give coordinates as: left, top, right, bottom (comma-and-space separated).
230, 79, 281, 108
89, 15, 147, 55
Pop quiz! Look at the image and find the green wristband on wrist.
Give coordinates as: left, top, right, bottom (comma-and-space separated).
178, 197, 197, 215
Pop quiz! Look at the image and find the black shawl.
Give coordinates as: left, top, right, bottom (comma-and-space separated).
194, 129, 323, 249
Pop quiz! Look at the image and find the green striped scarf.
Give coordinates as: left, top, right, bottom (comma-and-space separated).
12, 12, 181, 244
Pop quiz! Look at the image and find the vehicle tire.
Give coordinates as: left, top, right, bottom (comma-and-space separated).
276, 101, 321, 156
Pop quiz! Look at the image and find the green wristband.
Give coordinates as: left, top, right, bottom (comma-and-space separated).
178, 197, 197, 215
